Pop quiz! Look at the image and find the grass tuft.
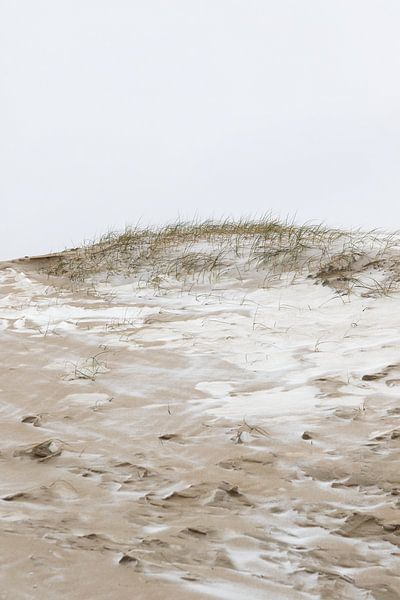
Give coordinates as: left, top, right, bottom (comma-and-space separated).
38, 217, 400, 297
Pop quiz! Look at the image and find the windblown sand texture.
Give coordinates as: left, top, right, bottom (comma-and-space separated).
1, 223, 400, 599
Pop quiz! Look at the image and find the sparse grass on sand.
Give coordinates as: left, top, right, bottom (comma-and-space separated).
39, 217, 400, 296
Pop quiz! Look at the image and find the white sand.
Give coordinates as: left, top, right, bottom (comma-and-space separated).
1, 243, 400, 599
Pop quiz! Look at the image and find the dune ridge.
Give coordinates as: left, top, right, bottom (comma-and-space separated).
1, 220, 400, 599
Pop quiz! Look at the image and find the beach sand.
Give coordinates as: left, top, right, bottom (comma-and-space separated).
1, 237, 400, 599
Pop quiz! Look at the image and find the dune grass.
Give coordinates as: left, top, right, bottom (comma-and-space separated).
40, 217, 400, 296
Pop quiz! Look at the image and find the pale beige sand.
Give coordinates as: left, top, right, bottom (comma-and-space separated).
1, 244, 400, 599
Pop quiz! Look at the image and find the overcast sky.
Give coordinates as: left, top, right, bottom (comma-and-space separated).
1, 1, 400, 259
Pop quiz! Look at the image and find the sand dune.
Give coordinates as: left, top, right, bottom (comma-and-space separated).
1, 226, 400, 598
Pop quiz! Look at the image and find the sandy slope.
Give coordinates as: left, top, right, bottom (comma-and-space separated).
1, 257, 400, 599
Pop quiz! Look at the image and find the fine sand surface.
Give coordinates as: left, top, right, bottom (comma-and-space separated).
1, 236, 400, 599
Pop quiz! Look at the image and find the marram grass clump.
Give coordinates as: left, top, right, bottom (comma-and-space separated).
40, 218, 400, 296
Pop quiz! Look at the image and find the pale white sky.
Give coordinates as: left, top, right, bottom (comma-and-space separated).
1, 1, 400, 259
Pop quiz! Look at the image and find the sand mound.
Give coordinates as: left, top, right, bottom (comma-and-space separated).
1, 223, 400, 598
